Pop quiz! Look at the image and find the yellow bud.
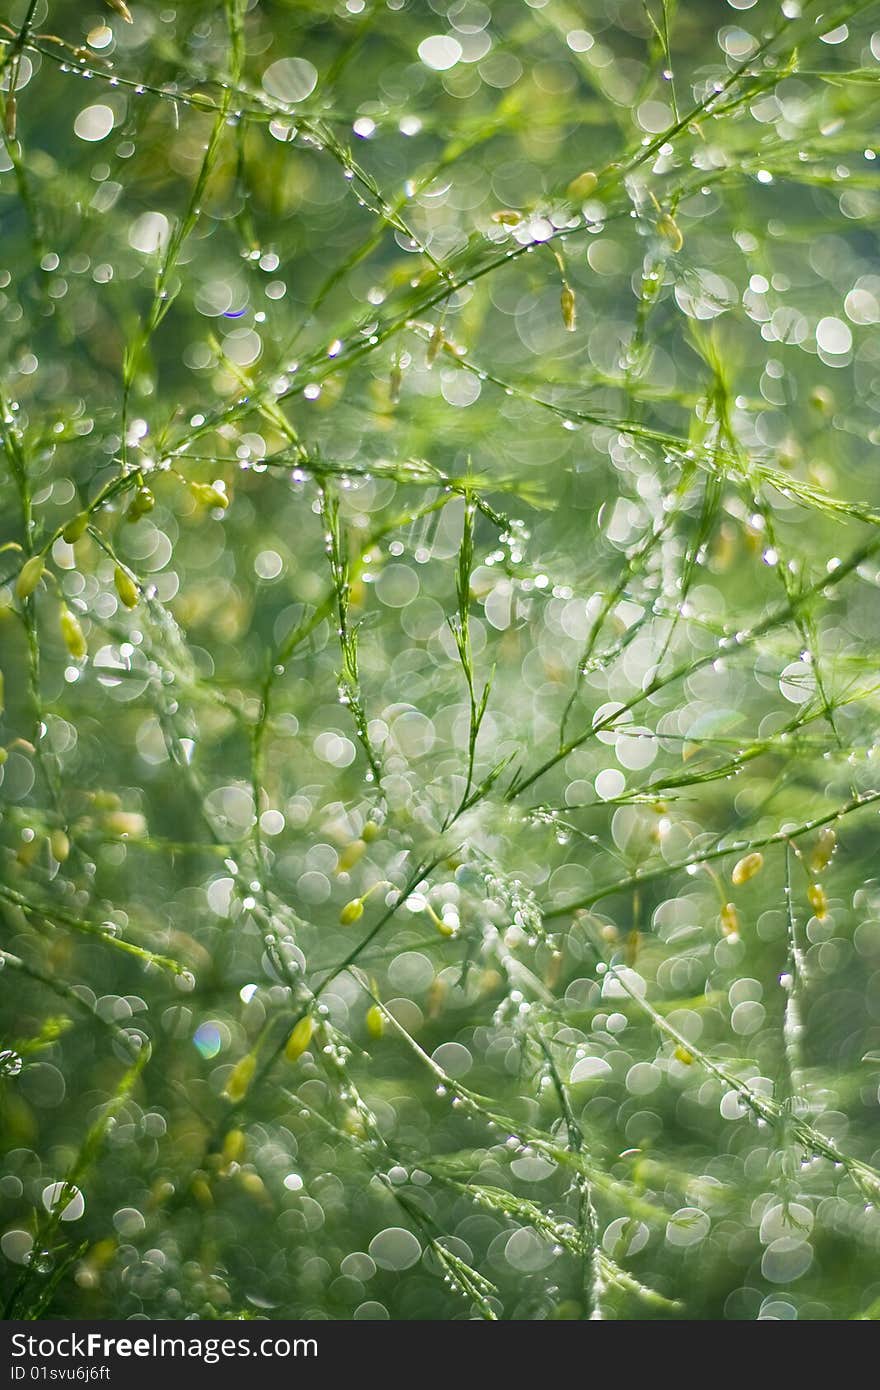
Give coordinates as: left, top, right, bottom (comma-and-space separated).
807, 883, 828, 919
777, 437, 800, 470
657, 212, 684, 252
365, 1005, 385, 1039
743, 522, 763, 555
151, 1179, 174, 1206
114, 566, 139, 609
284, 1014, 314, 1063
340, 898, 364, 925
16, 555, 44, 601
91, 789, 120, 811
490, 209, 522, 225
545, 949, 563, 989
60, 608, 87, 660
239, 1171, 267, 1200
50, 829, 70, 863
342, 1108, 367, 1138
674, 1045, 694, 1066
17, 836, 40, 867
62, 511, 89, 543
567, 170, 598, 200
711, 521, 737, 572
361, 820, 380, 843
103, 809, 147, 838
192, 1175, 213, 1208
0, 748, 7, 766
426, 978, 446, 1019
550, 1300, 582, 1321
426, 324, 443, 366
90, 1238, 118, 1267
561, 284, 576, 332
336, 838, 367, 873
720, 902, 739, 936
223, 1053, 256, 1103
434, 915, 456, 938
808, 827, 836, 873
731, 852, 763, 886
190, 481, 229, 510
222, 1128, 246, 1164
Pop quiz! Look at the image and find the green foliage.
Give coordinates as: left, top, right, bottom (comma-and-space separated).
2, 0, 880, 1322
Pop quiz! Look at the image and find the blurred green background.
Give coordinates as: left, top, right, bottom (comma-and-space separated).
2, 0, 880, 1321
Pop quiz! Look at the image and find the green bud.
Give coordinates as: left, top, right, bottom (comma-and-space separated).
808, 827, 836, 873
720, 902, 739, 936
365, 1005, 384, 1039
16, 555, 45, 601
50, 829, 70, 863
62, 511, 89, 543
337, 838, 366, 873
657, 212, 684, 252
60, 607, 87, 660
807, 882, 828, 919
567, 170, 598, 200
223, 1053, 256, 1103
114, 566, 139, 609
126, 486, 155, 522
561, 284, 576, 333
731, 851, 763, 886
222, 1128, 246, 1164
426, 324, 443, 366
